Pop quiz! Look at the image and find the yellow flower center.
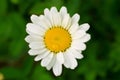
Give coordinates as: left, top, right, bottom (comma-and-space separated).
0, 73, 4, 80
44, 27, 72, 53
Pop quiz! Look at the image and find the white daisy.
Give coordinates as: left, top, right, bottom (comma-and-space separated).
25, 6, 91, 76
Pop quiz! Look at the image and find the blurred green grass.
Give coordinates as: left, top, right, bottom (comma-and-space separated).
0, 0, 120, 80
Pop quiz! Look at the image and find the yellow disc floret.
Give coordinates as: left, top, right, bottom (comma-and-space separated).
44, 27, 72, 53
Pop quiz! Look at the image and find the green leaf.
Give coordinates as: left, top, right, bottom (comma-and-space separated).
10, 0, 19, 4
31, 64, 54, 80
7, 12, 26, 58
30, 0, 63, 14
21, 56, 34, 76
9, 39, 25, 58
0, 0, 7, 16
109, 42, 120, 72
85, 71, 97, 80
0, 67, 23, 79
0, 17, 13, 39
9, 12, 26, 38
66, 0, 81, 15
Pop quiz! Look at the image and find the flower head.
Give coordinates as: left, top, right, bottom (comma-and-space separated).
25, 6, 91, 76
0, 73, 4, 80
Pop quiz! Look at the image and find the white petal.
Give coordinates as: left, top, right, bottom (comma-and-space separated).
25, 35, 32, 43
50, 7, 62, 26
26, 23, 44, 36
69, 48, 83, 59
57, 13, 62, 26
72, 30, 86, 40
38, 15, 51, 29
34, 51, 50, 61
72, 13, 80, 24
80, 34, 91, 42
66, 18, 72, 29
28, 48, 47, 56
79, 23, 90, 31
53, 59, 62, 76
44, 8, 50, 15
70, 57, 78, 69
61, 14, 71, 29
46, 54, 56, 70
71, 42, 86, 51
50, 11, 61, 26
30, 15, 40, 25
69, 23, 79, 34
31, 14, 50, 30
64, 50, 78, 69
54, 13, 61, 26
63, 52, 71, 68
25, 35, 43, 43
60, 6, 67, 18
50, 7, 58, 13
67, 50, 78, 69
44, 8, 54, 26
29, 42, 45, 49
56, 52, 64, 64
41, 53, 53, 67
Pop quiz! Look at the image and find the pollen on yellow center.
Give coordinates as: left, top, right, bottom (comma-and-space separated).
44, 27, 72, 53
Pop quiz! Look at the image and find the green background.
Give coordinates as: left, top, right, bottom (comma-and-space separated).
0, 0, 120, 80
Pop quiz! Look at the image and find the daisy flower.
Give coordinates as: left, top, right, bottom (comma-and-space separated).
25, 6, 91, 76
